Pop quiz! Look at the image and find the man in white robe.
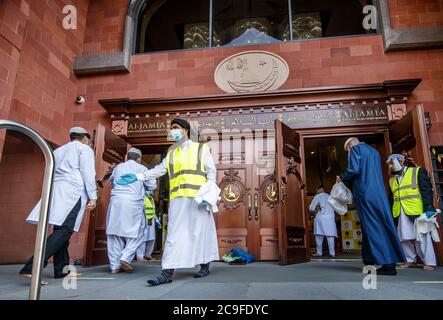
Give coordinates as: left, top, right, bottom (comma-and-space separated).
387, 153, 437, 271
20, 127, 97, 282
106, 147, 156, 273
136, 187, 160, 261
309, 186, 338, 257
117, 118, 219, 285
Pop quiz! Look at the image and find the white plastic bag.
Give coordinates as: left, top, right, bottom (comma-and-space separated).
328, 182, 353, 215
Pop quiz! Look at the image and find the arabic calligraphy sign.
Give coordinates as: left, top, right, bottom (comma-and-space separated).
127, 105, 389, 137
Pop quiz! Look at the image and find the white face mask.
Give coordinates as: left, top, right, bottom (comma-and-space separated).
390, 158, 404, 175
170, 129, 184, 142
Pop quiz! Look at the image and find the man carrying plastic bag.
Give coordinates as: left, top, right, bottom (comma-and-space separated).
336, 137, 405, 275
328, 182, 353, 216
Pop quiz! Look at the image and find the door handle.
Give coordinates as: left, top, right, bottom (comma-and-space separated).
247, 193, 252, 221
254, 193, 259, 221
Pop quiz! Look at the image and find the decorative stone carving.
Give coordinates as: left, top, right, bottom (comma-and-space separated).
388, 103, 407, 121
214, 51, 289, 93
111, 120, 127, 136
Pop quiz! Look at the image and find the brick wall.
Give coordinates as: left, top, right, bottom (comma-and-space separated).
81, 0, 127, 55
0, 0, 28, 159
0, 132, 43, 264
0, 0, 90, 263
0, 130, 88, 264
73, 0, 443, 145
388, 0, 443, 29
76, 35, 443, 145
7, 0, 89, 146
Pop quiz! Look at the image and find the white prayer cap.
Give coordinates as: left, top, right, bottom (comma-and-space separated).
344, 137, 358, 151
128, 147, 142, 156
386, 153, 405, 163
69, 126, 90, 137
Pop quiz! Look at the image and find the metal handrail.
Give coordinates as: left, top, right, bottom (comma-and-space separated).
0, 120, 55, 300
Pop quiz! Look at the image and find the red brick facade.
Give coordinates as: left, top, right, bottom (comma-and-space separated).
0, 0, 89, 263
0, 0, 442, 263
388, 0, 443, 29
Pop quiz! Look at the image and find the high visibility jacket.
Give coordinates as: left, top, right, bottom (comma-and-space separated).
144, 196, 155, 220
389, 167, 423, 218
165, 141, 208, 200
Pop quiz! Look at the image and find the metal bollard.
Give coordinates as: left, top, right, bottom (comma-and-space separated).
0, 120, 55, 300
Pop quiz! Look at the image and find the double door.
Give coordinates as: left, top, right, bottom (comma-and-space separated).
213, 120, 308, 264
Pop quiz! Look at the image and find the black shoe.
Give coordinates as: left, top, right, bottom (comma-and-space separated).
194, 263, 210, 278
147, 274, 172, 286
376, 265, 397, 276
194, 269, 210, 278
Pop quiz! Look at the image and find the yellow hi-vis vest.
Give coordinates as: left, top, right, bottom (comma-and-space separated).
389, 167, 423, 218
165, 141, 208, 201
144, 196, 155, 220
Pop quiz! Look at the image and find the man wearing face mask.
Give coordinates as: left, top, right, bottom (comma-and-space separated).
20, 127, 97, 283
387, 154, 437, 271
118, 118, 219, 285
337, 137, 405, 275
106, 148, 156, 273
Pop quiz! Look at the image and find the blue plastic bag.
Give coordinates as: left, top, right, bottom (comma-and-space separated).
116, 173, 138, 185
425, 210, 438, 218
229, 248, 255, 264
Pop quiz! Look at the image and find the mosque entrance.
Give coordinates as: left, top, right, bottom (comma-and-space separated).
300, 105, 443, 264
304, 133, 387, 257
84, 105, 443, 267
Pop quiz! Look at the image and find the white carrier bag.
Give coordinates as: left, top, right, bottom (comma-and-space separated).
328, 182, 353, 215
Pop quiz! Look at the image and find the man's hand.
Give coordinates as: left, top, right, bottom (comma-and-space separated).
87, 199, 97, 210
336, 176, 342, 184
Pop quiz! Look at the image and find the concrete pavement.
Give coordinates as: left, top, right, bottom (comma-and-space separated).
1, 259, 443, 300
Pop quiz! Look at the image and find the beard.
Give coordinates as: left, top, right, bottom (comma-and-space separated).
390, 169, 403, 176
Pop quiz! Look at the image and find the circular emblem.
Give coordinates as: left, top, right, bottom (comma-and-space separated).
218, 168, 249, 210
214, 51, 289, 94
223, 183, 241, 203
265, 182, 277, 203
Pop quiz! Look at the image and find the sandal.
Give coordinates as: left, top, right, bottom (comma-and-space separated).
423, 265, 435, 271
120, 260, 134, 272
20, 274, 48, 286
397, 263, 417, 269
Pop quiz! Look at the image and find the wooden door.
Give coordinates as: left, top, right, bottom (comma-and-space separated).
211, 131, 280, 261
252, 132, 279, 260
275, 119, 309, 265
388, 104, 432, 172
84, 123, 128, 266
210, 133, 253, 258
388, 104, 443, 265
